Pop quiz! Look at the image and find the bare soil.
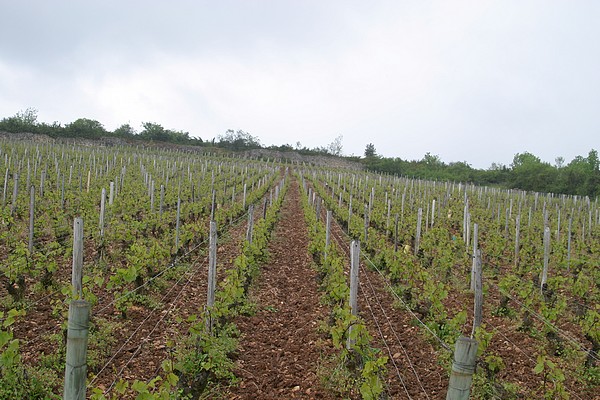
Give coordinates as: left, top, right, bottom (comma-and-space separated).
224, 180, 338, 399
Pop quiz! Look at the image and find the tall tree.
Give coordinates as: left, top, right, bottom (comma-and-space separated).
364, 143, 376, 158
327, 135, 343, 156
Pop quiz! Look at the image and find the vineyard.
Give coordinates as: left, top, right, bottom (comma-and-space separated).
0, 138, 598, 399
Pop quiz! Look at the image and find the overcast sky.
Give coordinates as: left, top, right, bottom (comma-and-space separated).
1, 1, 599, 168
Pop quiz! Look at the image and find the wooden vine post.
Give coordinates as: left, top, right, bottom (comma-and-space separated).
246, 204, 254, 244
150, 181, 155, 212
386, 199, 391, 233
243, 182, 247, 210
470, 223, 478, 291
347, 195, 353, 235
446, 337, 478, 400
347, 240, 360, 350
41, 170, 46, 197
2, 167, 8, 207
10, 172, 18, 215
414, 208, 423, 256
567, 215, 573, 271
109, 181, 115, 206
210, 190, 216, 221
514, 215, 520, 268
541, 226, 550, 292
63, 217, 90, 400
28, 185, 35, 253
448, 219, 480, 399
363, 203, 369, 242
72, 218, 84, 297
325, 210, 331, 260
394, 213, 399, 252
175, 198, 181, 251
315, 196, 321, 222
206, 221, 217, 333
556, 208, 561, 242
99, 188, 106, 238
472, 249, 483, 336
159, 184, 165, 216
60, 175, 65, 209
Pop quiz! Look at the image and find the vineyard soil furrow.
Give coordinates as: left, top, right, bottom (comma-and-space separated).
224, 180, 337, 399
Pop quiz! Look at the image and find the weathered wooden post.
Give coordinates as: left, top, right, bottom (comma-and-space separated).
348, 195, 353, 234
86, 169, 91, 193
401, 192, 406, 226
246, 204, 254, 244
60, 175, 65, 209
425, 202, 430, 233
72, 218, 84, 298
556, 209, 561, 242
175, 198, 181, 251
386, 199, 391, 233
63, 300, 90, 400
567, 215, 573, 271
472, 249, 482, 336
2, 167, 8, 207
315, 196, 321, 222
63, 217, 89, 400
149, 181, 155, 212
463, 200, 469, 243
210, 189, 216, 222
206, 221, 217, 333
159, 184, 165, 217
465, 212, 471, 249
242, 183, 247, 210
470, 223, 478, 291
363, 204, 369, 242
29, 185, 35, 253
347, 240, 360, 350
414, 208, 423, 256
10, 172, 18, 215
99, 188, 106, 238
446, 337, 478, 400
541, 226, 550, 292
325, 210, 332, 260
109, 181, 115, 206
394, 213, 399, 252
368, 186, 374, 215
40, 169, 46, 197
514, 215, 520, 268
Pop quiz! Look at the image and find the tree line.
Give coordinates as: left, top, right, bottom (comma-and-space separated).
0, 109, 345, 157
1, 109, 597, 197
0, 108, 203, 145
363, 143, 600, 198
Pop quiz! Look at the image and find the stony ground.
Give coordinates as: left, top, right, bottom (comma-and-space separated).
224, 180, 338, 399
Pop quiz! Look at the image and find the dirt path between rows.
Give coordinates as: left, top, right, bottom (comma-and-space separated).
225, 180, 337, 399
